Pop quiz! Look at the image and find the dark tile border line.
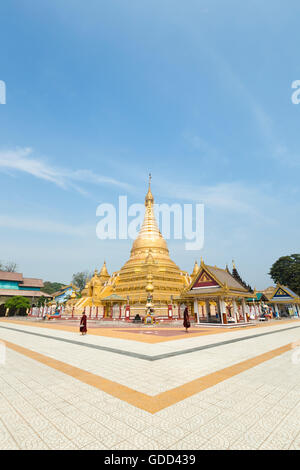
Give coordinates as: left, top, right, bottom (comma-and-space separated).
0, 323, 299, 362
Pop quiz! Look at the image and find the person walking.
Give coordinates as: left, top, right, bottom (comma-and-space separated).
80, 311, 87, 335
183, 307, 190, 333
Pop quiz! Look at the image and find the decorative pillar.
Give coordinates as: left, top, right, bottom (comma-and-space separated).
242, 299, 248, 322
206, 300, 211, 321
232, 300, 238, 323
219, 298, 226, 324
293, 305, 297, 317
202, 301, 207, 319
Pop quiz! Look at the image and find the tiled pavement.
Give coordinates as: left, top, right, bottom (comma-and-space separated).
0, 319, 300, 450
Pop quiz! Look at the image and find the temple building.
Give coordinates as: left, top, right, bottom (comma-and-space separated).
260, 285, 300, 317
68, 179, 255, 324
68, 179, 191, 319
179, 259, 251, 324
0, 270, 50, 309
51, 284, 78, 304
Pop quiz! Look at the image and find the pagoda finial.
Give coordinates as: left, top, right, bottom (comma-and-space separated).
99, 260, 109, 278
192, 260, 199, 276
232, 259, 236, 269
145, 173, 154, 207
201, 256, 204, 266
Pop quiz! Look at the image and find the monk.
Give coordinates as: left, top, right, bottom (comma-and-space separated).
80, 311, 87, 335
183, 307, 190, 333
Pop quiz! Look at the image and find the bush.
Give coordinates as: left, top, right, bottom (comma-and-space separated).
4, 296, 31, 316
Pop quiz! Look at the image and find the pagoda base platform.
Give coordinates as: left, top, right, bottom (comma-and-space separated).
195, 322, 255, 328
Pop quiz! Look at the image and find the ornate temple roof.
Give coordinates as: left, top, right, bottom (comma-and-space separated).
262, 284, 299, 302
182, 260, 250, 299
205, 265, 249, 291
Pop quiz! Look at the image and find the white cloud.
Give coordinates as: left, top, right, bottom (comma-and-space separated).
155, 179, 261, 215
0, 148, 133, 193
0, 214, 91, 236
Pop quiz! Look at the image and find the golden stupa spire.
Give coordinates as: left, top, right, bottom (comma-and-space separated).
192, 260, 199, 276
145, 172, 154, 207
130, 174, 168, 257
99, 261, 109, 278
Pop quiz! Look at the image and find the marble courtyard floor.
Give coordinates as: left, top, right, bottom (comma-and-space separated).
0, 318, 300, 450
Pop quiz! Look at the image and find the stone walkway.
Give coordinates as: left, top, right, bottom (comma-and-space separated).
0, 319, 299, 449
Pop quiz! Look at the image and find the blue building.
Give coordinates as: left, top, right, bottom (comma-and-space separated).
0, 270, 50, 305
52, 285, 77, 304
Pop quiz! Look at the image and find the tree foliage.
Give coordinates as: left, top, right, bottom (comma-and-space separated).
36, 296, 48, 307
72, 271, 91, 291
43, 281, 66, 295
4, 296, 31, 316
269, 254, 300, 296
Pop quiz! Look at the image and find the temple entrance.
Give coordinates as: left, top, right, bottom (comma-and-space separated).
200, 300, 221, 324
278, 305, 290, 317
112, 303, 120, 319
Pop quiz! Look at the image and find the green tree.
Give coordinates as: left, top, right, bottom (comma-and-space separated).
72, 271, 91, 291
36, 296, 48, 307
43, 281, 66, 295
269, 254, 300, 296
4, 296, 31, 316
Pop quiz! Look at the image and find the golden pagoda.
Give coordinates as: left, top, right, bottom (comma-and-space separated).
72, 176, 191, 318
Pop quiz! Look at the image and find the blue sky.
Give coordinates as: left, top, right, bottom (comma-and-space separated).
0, 0, 299, 287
